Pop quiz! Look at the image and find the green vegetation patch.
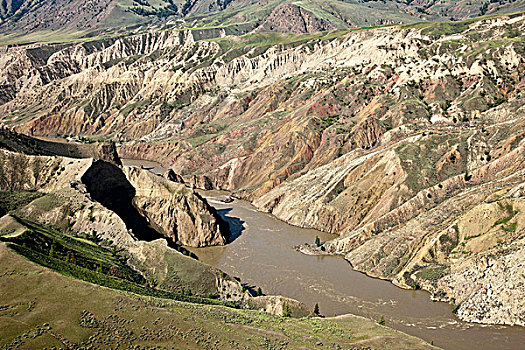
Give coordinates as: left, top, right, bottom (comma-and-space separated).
0, 191, 44, 217
492, 203, 519, 232
493, 204, 519, 226
206, 29, 349, 63
395, 134, 467, 192
0, 217, 236, 308
414, 265, 449, 282
420, 21, 469, 38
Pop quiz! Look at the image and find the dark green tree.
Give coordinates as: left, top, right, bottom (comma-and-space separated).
283, 304, 291, 317
313, 303, 319, 315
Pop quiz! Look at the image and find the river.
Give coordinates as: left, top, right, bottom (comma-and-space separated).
121, 159, 525, 350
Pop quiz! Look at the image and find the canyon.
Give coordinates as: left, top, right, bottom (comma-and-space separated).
1, 4, 525, 349
1, 12, 524, 328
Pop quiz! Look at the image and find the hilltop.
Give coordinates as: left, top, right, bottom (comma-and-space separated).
1, 0, 524, 43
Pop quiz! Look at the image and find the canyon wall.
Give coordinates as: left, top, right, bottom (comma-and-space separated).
1, 14, 525, 325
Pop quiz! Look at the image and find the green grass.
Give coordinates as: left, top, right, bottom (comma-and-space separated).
0, 28, 128, 46
501, 222, 517, 232
413, 265, 449, 283
464, 234, 481, 240
207, 29, 350, 55
493, 204, 519, 227
187, 133, 220, 147
402, 11, 525, 36
0, 217, 236, 308
0, 191, 44, 217
0, 241, 434, 349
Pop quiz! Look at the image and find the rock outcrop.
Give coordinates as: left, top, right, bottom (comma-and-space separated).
163, 169, 185, 183
257, 3, 336, 33
2, 14, 525, 325
0, 149, 236, 298
247, 295, 311, 317
122, 165, 226, 247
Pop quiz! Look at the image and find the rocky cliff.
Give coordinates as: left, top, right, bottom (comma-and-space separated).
2, 13, 525, 325
0, 149, 240, 299
122, 164, 226, 247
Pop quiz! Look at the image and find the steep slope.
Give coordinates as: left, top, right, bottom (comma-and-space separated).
0, 148, 227, 247
256, 3, 336, 33
0, 0, 142, 33
0, 128, 121, 163
1, 13, 525, 325
0, 147, 241, 301
2, 0, 524, 42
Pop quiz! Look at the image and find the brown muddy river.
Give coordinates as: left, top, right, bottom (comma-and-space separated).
121, 160, 525, 350
190, 192, 525, 350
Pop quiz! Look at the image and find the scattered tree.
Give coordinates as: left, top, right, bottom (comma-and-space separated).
90, 230, 99, 243
0, 152, 30, 191
283, 304, 291, 317
256, 287, 262, 296
31, 157, 45, 189
313, 303, 319, 315
315, 235, 321, 247
378, 316, 385, 325
48, 243, 55, 258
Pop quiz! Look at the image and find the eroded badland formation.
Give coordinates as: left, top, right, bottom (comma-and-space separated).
1, 0, 525, 348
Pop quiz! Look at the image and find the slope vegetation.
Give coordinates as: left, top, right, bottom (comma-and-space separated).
1, 13, 524, 325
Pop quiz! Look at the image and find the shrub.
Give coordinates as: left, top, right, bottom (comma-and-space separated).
283, 304, 291, 317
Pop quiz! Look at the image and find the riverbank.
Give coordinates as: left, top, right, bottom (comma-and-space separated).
189, 191, 525, 350
121, 158, 524, 349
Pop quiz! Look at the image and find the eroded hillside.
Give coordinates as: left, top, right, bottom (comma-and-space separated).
1, 13, 524, 326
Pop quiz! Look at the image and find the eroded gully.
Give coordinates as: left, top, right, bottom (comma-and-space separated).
122, 159, 525, 350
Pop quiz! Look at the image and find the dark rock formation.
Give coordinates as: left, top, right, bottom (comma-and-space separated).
163, 169, 185, 183
257, 3, 337, 33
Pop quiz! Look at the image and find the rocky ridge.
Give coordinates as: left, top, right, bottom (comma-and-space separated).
256, 3, 337, 33
2, 0, 523, 41
0, 148, 239, 299
2, 13, 525, 325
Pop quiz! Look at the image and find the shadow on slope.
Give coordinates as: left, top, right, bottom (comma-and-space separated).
216, 208, 245, 243
81, 160, 163, 243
